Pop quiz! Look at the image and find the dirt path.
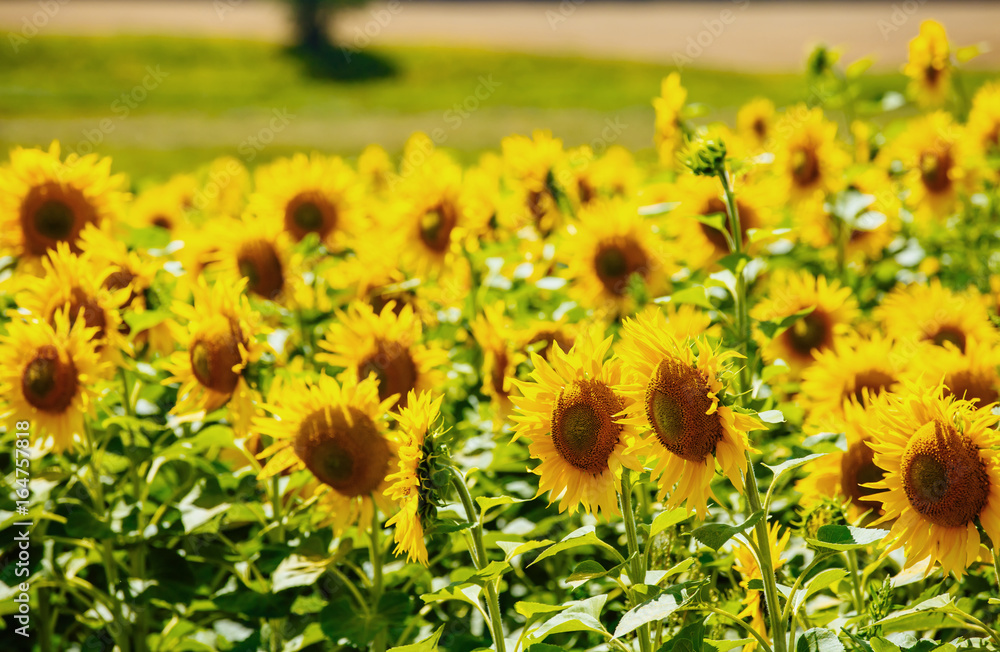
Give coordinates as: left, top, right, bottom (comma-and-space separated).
1, 0, 998, 70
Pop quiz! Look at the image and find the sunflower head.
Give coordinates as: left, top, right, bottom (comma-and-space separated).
653, 73, 688, 166
773, 106, 847, 202
904, 20, 951, 107
737, 98, 775, 149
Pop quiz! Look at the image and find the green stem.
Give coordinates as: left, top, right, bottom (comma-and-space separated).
743, 461, 785, 652
620, 468, 652, 652
718, 170, 752, 401
370, 506, 387, 652
780, 552, 835, 624
450, 467, 507, 652
845, 550, 865, 619
992, 546, 1000, 589
120, 368, 149, 652
676, 606, 773, 652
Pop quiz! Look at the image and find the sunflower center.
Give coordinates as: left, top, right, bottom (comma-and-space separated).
56, 286, 108, 344
104, 267, 140, 310
849, 369, 895, 406
419, 203, 458, 254
920, 151, 953, 194
840, 438, 886, 513
358, 340, 418, 407
151, 215, 173, 229
645, 357, 723, 462
285, 191, 337, 241
944, 369, 999, 406
791, 146, 821, 188
783, 310, 832, 359
294, 406, 392, 497
593, 237, 648, 297
900, 419, 990, 528
237, 238, 284, 299
528, 330, 573, 361
577, 177, 596, 205
929, 325, 966, 352
21, 344, 78, 413
189, 318, 243, 394
20, 182, 97, 255
551, 379, 624, 474
752, 118, 767, 140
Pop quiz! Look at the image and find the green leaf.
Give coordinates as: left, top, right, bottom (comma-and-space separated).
320, 592, 412, 648
529, 525, 623, 566
757, 410, 785, 424
497, 539, 552, 561
638, 202, 680, 216
691, 510, 764, 551
271, 555, 329, 593
468, 560, 511, 584
516, 602, 568, 619
758, 306, 816, 340
651, 508, 692, 538
421, 583, 484, 613
764, 453, 827, 499
792, 568, 847, 614
761, 362, 790, 382
668, 286, 715, 310
123, 309, 172, 334
874, 595, 954, 627
797, 628, 845, 652
615, 591, 686, 639
956, 43, 986, 64
658, 620, 706, 652
692, 211, 727, 233
567, 560, 608, 583
645, 558, 696, 586
525, 645, 566, 652
705, 639, 754, 652
717, 252, 750, 275
476, 495, 527, 519
526, 595, 609, 644
845, 56, 874, 79
805, 525, 888, 551
387, 626, 444, 651
282, 622, 326, 652
125, 225, 172, 250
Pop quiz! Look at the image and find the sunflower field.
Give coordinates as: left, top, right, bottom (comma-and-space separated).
2, 17, 1000, 652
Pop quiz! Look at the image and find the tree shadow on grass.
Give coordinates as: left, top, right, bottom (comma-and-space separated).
286, 43, 398, 83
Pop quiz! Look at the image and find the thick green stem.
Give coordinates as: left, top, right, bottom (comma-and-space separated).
620, 468, 652, 652
450, 467, 507, 652
370, 506, 387, 652
718, 171, 752, 400
743, 468, 785, 652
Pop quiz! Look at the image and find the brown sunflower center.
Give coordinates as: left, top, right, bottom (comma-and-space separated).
189, 318, 244, 394
791, 146, 821, 188
104, 267, 140, 310
54, 286, 108, 344
593, 236, 648, 297
900, 419, 990, 528
358, 340, 418, 407
928, 325, 966, 352
783, 309, 833, 359
944, 369, 999, 406
920, 151, 953, 194
577, 177, 596, 205
151, 215, 174, 230
285, 191, 338, 241
419, 202, 458, 254
237, 238, 284, 299
294, 406, 391, 496
645, 357, 723, 462
551, 379, 624, 474
752, 117, 767, 140
20, 182, 98, 255
527, 330, 573, 361
21, 344, 78, 413
849, 369, 895, 406
840, 438, 886, 513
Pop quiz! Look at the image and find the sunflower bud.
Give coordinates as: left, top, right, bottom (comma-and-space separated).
684, 138, 728, 177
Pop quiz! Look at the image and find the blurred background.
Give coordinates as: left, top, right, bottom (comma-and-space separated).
1, 0, 997, 182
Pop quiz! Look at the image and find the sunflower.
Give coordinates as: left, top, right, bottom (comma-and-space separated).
737, 98, 776, 151
250, 152, 363, 249
875, 280, 997, 357
772, 106, 848, 203
163, 277, 266, 435
206, 215, 298, 303
966, 82, 1000, 173
510, 327, 643, 517
904, 338, 1000, 407
796, 403, 888, 521
520, 318, 579, 363
385, 390, 445, 565
16, 242, 130, 366
0, 311, 108, 452
0, 142, 127, 264
358, 143, 395, 196
669, 173, 778, 269
888, 112, 968, 220
470, 301, 527, 419
563, 199, 672, 318
196, 156, 250, 218
78, 225, 171, 355
751, 270, 858, 374
388, 151, 467, 277
129, 175, 194, 233
865, 382, 1000, 576
904, 20, 951, 107
502, 130, 566, 235
460, 154, 504, 244
616, 311, 763, 517
256, 373, 399, 535
317, 301, 448, 410
733, 521, 790, 652
799, 333, 903, 424
654, 73, 687, 167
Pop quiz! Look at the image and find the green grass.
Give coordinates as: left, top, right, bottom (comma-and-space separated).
0, 35, 994, 181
